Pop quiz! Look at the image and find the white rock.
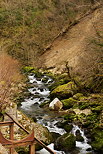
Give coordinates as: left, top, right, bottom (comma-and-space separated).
49, 98, 63, 111
73, 109, 91, 115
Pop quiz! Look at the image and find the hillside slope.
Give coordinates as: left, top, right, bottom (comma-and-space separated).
41, 6, 103, 85
0, 0, 91, 63
1, 0, 102, 64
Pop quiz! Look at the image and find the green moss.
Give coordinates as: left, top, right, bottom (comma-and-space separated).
79, 96, 89, 101
87, 113, 98, 121
49, 74, 70, 91
89, 100, 102, 107
78, 97, 90, 110
50, 82, 78, 99
62, 97, 77, 109
23, 66, 34, 73
91, 106, 103, 113
73, 93, 84, 100
85, 113, 98, 127
64, 113, 77, 122
49, 81, 64, 91
31, 69, 43, 78
78, 101, 89, 110
43, 71, 55, 79
77, 113, 87, 125
22, 66, 43, 77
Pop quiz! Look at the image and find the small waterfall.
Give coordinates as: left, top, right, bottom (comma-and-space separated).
72, 125, 92, 154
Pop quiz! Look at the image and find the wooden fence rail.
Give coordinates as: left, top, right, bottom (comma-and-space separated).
0, 113, 56, 154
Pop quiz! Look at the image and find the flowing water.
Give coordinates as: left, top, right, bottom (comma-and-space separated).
19, 73, 93, 154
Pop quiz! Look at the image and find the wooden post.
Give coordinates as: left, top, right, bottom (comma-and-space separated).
9, 123, 14, 154
29, 143, 35, 154
10, 123, 14, 140
10, 147, 14, 154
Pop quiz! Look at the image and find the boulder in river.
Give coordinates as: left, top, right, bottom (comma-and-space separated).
75, 129, 84, 142
49, 98, 63, 111
54, 133, 76, 152
55, 121, 73, 132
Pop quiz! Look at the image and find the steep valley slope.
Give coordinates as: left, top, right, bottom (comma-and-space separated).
41, 6, 103, 86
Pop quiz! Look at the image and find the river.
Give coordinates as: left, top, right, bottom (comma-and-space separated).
19, 73, 93, 154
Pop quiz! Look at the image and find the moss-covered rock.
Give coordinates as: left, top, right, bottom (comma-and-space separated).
54, 133, 76, 152
50, 82, 78, 99
64, 124, 73, 132
49, 74, 70, 91
56, 121, 73, 132
23, 66, 43, 78
32, 70, 43, 78
51, 132, 61, 142
91, 129, 103, 153
76, 134, 84, 142
42, 71, 55, 79
91, 106, 103, 113
63, 112, 77, 122
86, 113, 98, 123
73, 93, 84, 100
17, 110, 53, 147
42, 77, 49, 83
79, 96, 90, 101
78, 101, 90, 110
75, 96, 90, 110
83, 113, 99, 128
62, 97, 77, 109
55, 120, 68, 128
75, 130, 84, 142
23, 66, 34, 73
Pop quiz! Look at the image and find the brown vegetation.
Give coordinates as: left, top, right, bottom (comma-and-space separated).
0, 53, 22, 111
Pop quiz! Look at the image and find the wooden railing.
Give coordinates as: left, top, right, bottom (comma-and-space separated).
0, 113, 56, 154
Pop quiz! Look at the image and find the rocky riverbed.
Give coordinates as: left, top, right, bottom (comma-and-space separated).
17, 67, 103, 154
